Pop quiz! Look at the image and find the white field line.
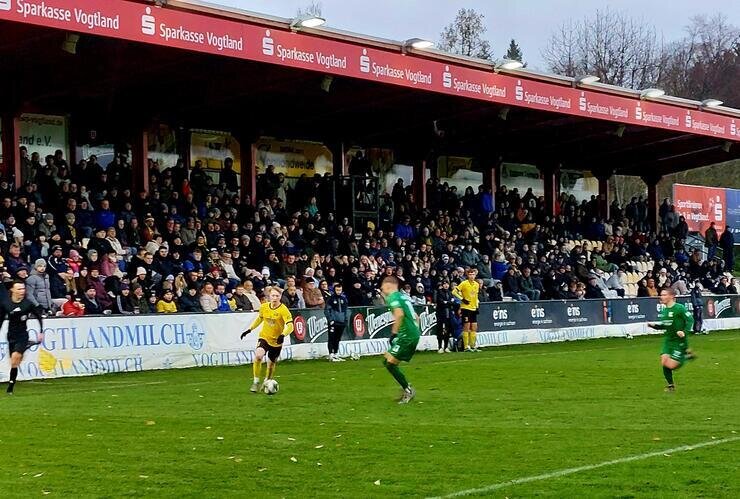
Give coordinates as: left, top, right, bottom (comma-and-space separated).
428, 436, 740, 498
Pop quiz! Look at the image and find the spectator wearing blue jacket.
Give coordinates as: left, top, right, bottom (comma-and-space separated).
394, 215, 415, 240
480, 186, 494, 214
94, 199, 116, 231
324, 284, 349, 361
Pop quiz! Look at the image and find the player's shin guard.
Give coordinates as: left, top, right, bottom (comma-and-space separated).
662, 366, 674, 385
383, 359, 409, 390
252, 359, 262, 384
463, 331, 470, 349
470, 331, 477, 348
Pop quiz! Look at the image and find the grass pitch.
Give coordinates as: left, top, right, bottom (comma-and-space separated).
1, 331, 739, 498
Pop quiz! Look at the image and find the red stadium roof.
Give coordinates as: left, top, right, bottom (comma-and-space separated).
1, 0, 739, 178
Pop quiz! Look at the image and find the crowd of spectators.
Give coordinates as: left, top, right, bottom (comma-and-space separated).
1, 145, 736, 318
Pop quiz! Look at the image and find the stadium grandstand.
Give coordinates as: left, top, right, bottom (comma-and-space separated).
3, 1, 740, 497
1, 0, 738, 317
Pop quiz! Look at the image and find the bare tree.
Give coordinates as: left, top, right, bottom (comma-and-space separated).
660, 14, 740, 104
438, 8, 493, 60
543, 8, 666, 89
296, 2, 322, 18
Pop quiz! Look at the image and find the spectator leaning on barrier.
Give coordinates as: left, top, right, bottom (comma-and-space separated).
156, 289, 179, 313
26, 258, 55, 314
324, 283, 349, 362
199, 282, 219, 312
129, 284, 151, 314
81, 285, 104, 315
62, 292, 85, 316
179, 285, 202, 313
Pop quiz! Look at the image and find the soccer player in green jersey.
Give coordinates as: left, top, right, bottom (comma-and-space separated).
648, 288, 696, 392
381, 275, 421, 404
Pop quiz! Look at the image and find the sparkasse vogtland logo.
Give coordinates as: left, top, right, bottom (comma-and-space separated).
293, 315, 306, 341
514, 80, 523, 101
141, 7, 155, 35
0, 0, 11, 12
262, 29, 274, 56
352, 313, 366, 338
635, 103, 642, 121
442, 65, 452, 88
684, 110, 692, 128
579, 92, 587, 112
359, 48, 370, 73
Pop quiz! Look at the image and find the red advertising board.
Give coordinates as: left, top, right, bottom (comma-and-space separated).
673, 184, 726, 233
0, 0, 738, 142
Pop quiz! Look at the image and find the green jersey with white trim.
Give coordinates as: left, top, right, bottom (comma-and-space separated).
385, 291, 421, 340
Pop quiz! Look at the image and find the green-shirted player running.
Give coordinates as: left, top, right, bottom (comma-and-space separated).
381, 275, 421, 404
648, 288, 696, 392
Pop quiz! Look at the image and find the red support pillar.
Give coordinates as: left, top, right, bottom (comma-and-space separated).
0, 114, 16, 183
597, 173, 610, 219
539, 164, 559, 218
131, 129, 149, 194
642, 175, 661, 232
483, 165, 494, 192
413, 159, 427, 208
241, 143, 256, 205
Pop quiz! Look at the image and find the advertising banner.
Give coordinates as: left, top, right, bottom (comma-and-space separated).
609, 297, 661, 324
16, 113, 69, 162
190, 129, 241, 183
3, 296, 739, 381
0, 0, 737, 143
291, 305, 437, 345
478, 299, 606, 331
254, 138, 333, 177
724, 188, 740, 238
673, 184, 726, 234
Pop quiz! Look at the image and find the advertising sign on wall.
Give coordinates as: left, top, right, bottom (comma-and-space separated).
16, 113, 69, 162
190, 129, 241, 184
3, 296, 740, 382
673, 184, 726, 234
255, 138, 333, 177
724, 188, 740, 238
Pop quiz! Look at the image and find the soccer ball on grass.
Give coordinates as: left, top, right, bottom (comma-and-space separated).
263, 379, 279, 395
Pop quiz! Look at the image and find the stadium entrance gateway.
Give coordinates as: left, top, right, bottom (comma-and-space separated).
1, 0, 739, 227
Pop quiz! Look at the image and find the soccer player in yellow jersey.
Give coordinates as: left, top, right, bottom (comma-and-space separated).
452, 268, 480, 352
240, 287, 294, 392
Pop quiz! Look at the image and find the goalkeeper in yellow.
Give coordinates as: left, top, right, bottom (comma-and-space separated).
240, 287, 294, 393
452, 268, 480, 351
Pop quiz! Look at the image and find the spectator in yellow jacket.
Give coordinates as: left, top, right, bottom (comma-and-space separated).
156, 289, 179, 313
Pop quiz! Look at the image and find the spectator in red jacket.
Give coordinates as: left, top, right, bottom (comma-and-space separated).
62, 294, 85, 316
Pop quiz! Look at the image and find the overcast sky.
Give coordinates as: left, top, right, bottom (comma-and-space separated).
211, 0, 739, 69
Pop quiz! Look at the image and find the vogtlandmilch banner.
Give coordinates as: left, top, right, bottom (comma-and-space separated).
3, 297, 739, 381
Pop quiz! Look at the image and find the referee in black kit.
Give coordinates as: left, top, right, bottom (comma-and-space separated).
1, 280, 44, 394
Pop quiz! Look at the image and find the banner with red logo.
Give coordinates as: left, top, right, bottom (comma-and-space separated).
673, 184, 726, 233
1, 0, 738, 143
291, 305, 437, 344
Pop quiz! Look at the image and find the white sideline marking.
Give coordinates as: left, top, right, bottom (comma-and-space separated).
428, 436, 740, 498
24, 380, 168, 394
